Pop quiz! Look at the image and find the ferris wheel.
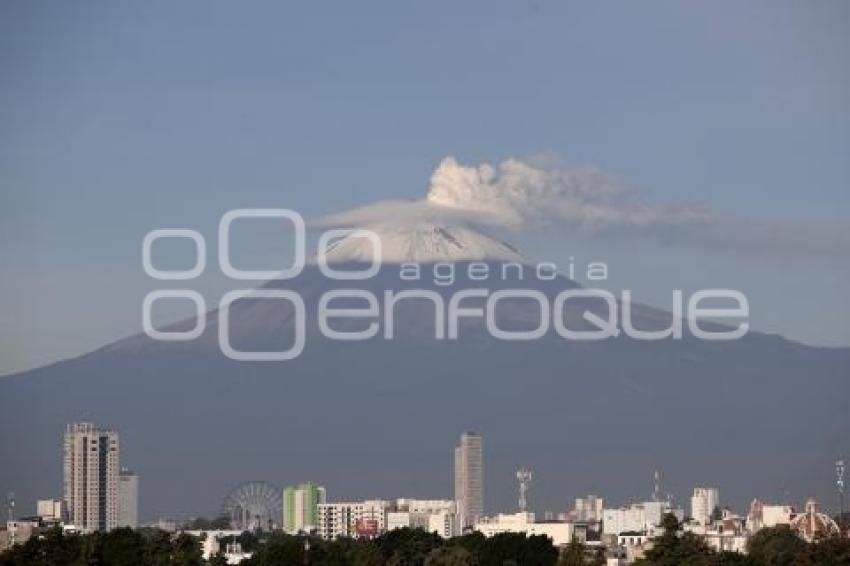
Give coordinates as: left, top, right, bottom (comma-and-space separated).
221, 481, 282, 532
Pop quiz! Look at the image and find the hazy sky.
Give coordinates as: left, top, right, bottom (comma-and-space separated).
1, 0, 848, 376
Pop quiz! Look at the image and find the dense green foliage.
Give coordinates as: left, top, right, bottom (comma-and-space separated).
0, 527, 202, 566
240, 529, 563, 566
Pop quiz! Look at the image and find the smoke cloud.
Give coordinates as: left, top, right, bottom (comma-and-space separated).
425, 156, 707, 231
313, 156, 850, 257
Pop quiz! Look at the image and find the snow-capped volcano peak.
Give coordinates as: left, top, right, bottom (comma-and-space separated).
319, 220, 524, 264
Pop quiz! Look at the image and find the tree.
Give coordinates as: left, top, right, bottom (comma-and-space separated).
478, 532, 558, 566
141, 528, 175, 566
746, 526, 808, 566
424, 545, 478, 566
449, 532, 487, 559
711, 506, 724, 522
170, 532, 203, 566
634, 513, 717, 566
558, 541, 589, 565
243, 533, 305, 566
376, 527, 443, 565
100, 528, 146, 566
715, 551, 753, 565
805, 534, 850, 564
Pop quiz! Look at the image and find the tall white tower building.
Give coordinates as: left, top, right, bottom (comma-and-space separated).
118, 468, 139, 528
454, 431, 483, 525
690, 487, 720, 525
63, 422, 120, 532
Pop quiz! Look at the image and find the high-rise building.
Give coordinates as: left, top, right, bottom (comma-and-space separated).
118, 468, 139, 528
691, 487, 720, 525
282, 481, 326, 534
63, 422, 120, 532
454, 431, 483, 525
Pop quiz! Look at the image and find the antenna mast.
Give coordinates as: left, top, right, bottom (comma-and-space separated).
6, 492, 14, 522
653, 470, 662, 503
517, 467, 533, 513
837, 458, 845, 533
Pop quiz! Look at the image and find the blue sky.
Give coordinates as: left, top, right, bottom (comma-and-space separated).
1, 0, 848, 375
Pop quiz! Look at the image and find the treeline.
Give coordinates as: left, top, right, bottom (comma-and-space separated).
0, 527, 203, 566
240, 529, 567, 566
2, 517, 849, 566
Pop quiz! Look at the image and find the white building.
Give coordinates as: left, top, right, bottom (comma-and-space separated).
603, 501, 683, 536
64, 422, 120, 532
573, 495, 604, 522
395, 499, 457, 514
186, 530, 244, 560
685, 509, 748, 553
428, 511, 461, 539
455, 432, 483, 526
389, 499, 461, 538
317, 500, 393, 540
474, 512, 579, 546
36, 499, 64, 522
118, 468, 139, 528
320, 499, 461, 540
747, 499, 795, 533
690, 488, 720, 525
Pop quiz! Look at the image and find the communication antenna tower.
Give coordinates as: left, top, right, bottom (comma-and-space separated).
6, 492, 14, 521
653, 470, 662, 502
837, 458, 845, 532
517, 467, 533, 513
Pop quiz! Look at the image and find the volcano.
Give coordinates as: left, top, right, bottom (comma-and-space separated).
0, 221, 847, 520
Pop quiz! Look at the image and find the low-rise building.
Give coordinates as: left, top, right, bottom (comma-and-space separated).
572, 495, 604, 522
602, 501, 682, 537
685, 509, 748, 554
474, 512, 581, 546
185, 529, 244, 561
36, 499, 64, 522
789, 499, 840, 542
0, 519, 41, 551
318, 499, 461, 540
391, 499, 460, 538
317, 500, 393, 540
747, 499, 795, 532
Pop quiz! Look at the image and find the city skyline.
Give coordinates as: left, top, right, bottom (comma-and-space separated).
3, 419, 845, 563
14, 421, 844, 526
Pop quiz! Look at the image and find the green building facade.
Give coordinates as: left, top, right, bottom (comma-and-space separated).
282, 481, 326, 533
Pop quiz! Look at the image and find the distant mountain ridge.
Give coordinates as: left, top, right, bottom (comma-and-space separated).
0, 223, 847, 521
